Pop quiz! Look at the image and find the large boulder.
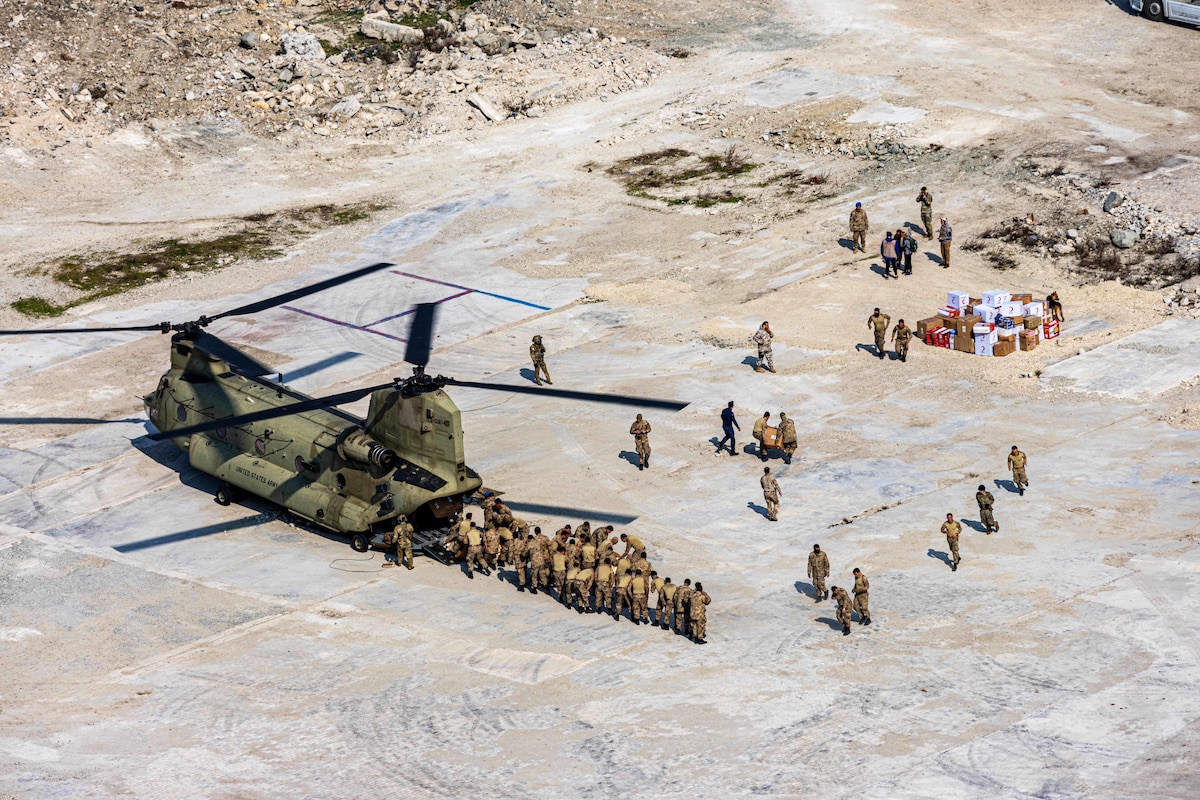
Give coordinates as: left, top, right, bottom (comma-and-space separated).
360, 16, 424, 44
281, 32, 325, 60
1109, 229, 1138, 249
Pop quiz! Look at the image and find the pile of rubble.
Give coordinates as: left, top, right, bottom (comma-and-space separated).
0, 0, 665, 150
1162, 276, 1200, 318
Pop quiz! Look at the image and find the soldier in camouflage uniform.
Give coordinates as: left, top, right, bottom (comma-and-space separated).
832, 586, 853, 635
674, 578, 694, 635
689, 582, 711, 644
512, 533, 529, 592
751, 321, 776, 374
482, 525, 501, 574
530, 334, 552, 385
1008, 445, 1028, 495
807, 543, 829, 602
552, 546, 568, 602
941, 513, 962, 571
629, 414, 652, 470
851, 568, 871, 625
613, 571, 634, 620
777, 412, 797, 465
867, 308, 891, 360
528, 531, 548, 594
656, 577, 676, 627
462, 521, 486, 579
388, 514, 415, 570
630, 570, 649, 625
570, 567, 594, 613
976, 484, 998, 533
594, 557, 615, 614
917, 187, 934, 240
891, 319, 912, 363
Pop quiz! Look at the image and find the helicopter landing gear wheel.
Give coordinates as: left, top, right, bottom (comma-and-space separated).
351, 533, 370, 553
215, 483, 238, 506
1143, 0, 1165, 21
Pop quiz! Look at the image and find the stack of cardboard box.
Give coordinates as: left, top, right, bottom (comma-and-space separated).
918, 290, 1056, 357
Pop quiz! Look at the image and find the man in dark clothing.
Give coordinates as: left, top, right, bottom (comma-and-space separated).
718, 401, 740, 455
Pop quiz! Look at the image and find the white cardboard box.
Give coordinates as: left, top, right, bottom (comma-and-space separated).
1023, 301, 1044, 317
977, 306, 998, 324
982, 290, 1012, 307
947, 291, 970, 309
974, 336, 994, 356
973, 322, 995, 335
997, 300, 1023, 317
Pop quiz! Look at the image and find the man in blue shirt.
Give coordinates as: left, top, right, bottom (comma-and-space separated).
718, 401, 740, 455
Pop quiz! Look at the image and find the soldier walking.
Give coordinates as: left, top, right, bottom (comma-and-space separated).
831, 586, 853, 635
761, 467, 781, 522
867, 308, 891, 360
674, 578, 694, 634
891, 319, 912, 363
386, 514, 415, 570
752, 411, 771, 461
977, 484, 998, 533
718, 401, 740, 455
751, 321, 775, 373
629, 414, 652, 470
852, 568, 871, 625
849, 202, 869, 252
937, 218, 953, 268
807, 543, 829, 602
777, 412, 797, 465
917, 186, 934, 239
1008, 445, 1029, 495
462, 520, 486, 579
530, 335, 552, 385
941, 512, 962, 571
689, 582, 711, 644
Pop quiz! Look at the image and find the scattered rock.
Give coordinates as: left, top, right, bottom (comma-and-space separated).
1066, 228, 1078, 240
1109, 229, 1138, 249
280, 32, 325, 60
525, 105, 544, 119
1052, 242, 1075, 255
1102, 191, 1124, 213
466, 92, 505, 123
239, 32, 257, 50
329, 96, 361, 118
360, 17, 424, 44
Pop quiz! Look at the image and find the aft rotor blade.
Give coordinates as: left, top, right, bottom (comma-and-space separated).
443, 378, 688, 411
146, 381, 393, 441
0, 322, 166, 336
207, 261, 395, 322
192, 331, 273, 377
404, 302, 438, 367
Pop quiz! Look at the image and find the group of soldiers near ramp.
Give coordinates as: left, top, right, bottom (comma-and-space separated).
426, 495, 714, 643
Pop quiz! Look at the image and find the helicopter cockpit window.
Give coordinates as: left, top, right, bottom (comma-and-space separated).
176, 404, 188, 422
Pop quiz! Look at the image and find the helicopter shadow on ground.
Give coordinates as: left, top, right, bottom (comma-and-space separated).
503, 501, 637, 525
126, 429, 353, 551
927, 548, 954, 568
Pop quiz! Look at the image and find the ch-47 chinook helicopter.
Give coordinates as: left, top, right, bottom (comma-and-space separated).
1, 261, 685, 557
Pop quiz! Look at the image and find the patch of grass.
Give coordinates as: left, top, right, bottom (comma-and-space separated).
398, 12, 440, 29
986, 250, 1019, 271
12, 202, 388, 318
11, 297, 69, 318
609, 147, 757, 206
311, 8, 365, 28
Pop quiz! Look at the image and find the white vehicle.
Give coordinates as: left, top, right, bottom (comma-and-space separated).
1131, 0, 1200, 25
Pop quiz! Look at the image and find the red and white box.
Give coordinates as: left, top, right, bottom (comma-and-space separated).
973, 322, 995, 335
981, 290, 1011, 307
977, 306, 998, 324
947, 291, 970, 310
937, 306, 962, 318
974, 336, 994, 356
1023, 301, 1044, 317
1043, 319, 1060, 339
997, 300, 1023, 317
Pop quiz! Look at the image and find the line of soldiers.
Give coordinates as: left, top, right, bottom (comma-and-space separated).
441, 495, 713, 643
939, 446, 1027, 571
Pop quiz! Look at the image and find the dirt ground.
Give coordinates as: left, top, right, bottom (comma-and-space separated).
2, 0, 1200, 797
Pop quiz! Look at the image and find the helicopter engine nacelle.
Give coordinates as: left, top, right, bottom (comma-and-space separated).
338, 429, 397, 470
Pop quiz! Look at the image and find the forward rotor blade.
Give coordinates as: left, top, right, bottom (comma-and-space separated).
146, 381, 393, 441
443, 378, 688, 412
207, 261, 395, 322
404, 302, 438, 367
192, 331, 273, 377
0, 322, 166, 336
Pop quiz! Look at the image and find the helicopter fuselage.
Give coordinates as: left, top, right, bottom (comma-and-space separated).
144, 333, 481, 534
